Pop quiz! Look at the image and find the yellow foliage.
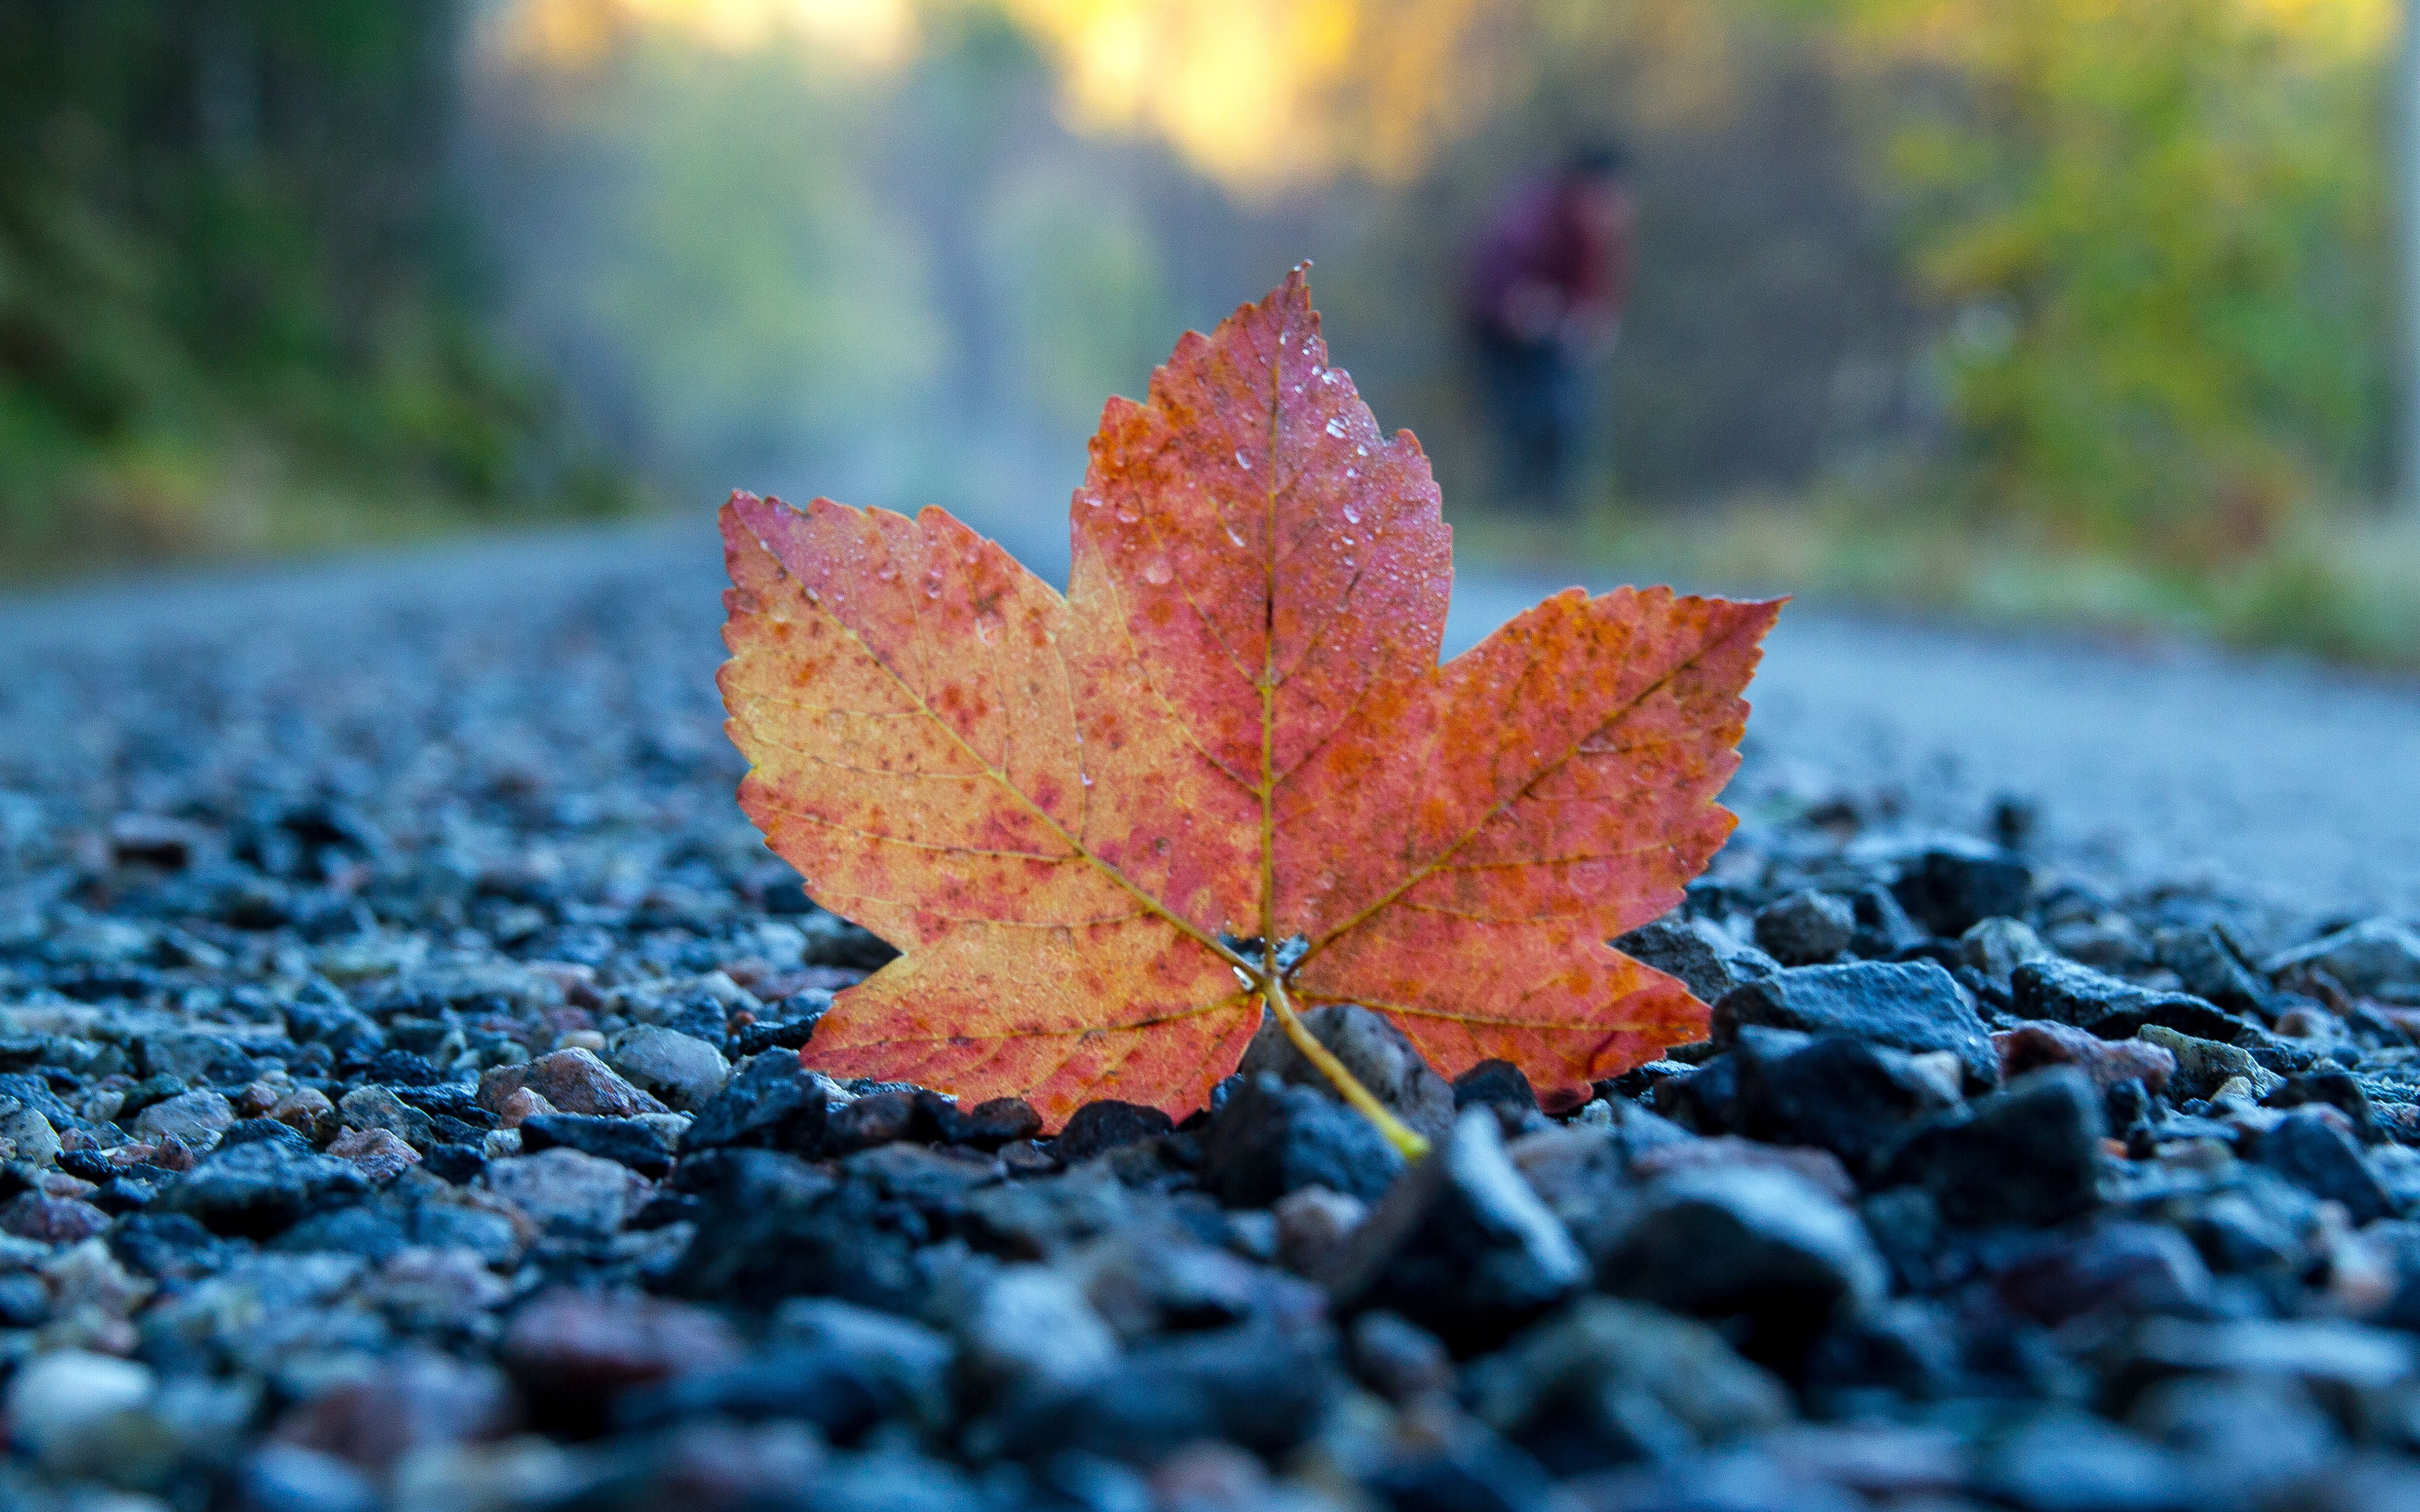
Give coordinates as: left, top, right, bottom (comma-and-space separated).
999, 0, 1502, 189
493, 0, 921, 71
488, 0, 1510, 191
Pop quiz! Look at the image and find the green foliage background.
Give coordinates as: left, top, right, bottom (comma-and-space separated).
3, 0, 2413, 665
0, 0, 625, 576
1835, 0, 2394, 562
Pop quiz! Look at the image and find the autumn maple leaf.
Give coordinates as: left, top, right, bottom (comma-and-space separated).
719, 268, 1780, 1150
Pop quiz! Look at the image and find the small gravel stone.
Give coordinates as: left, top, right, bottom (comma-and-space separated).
1271, 1184, 1366, 1275
268, 1087, 338, 1142
2012, 958, 2245, 1042
1201, 1074, 1403, 1207
954, 1264, 1119, 1398
2264, 917, 2420, 997
483, 1147, 652, 1235
1326, 1108, 1584, 1350
1960, 915, 2054, 983
1451, 1059, 1538, 1115
0, 1101, 62, 1168
928, 1096, 1044, 1150
0, 1191, 113, 1242
1997, 1220, 2213, 1325
1466, 1297, 1790, 1474
607, 1025, 730, 1111
1995, 1019, 2178, 1092
1882, 1066, 2109, 1227
2139, 1023, 2285, 1101
1714, 961, 1998, 1091
502, 1288, 741, 1400
1347, 1310, 1454, 1402
487, 1086, 555, 1130
1886, 838, 2032, 935
325, 1126, 422, 1184
275, 1346, 514, 1476
336, 1085, 434, 1148
1238, 1004, 1459, 1141
1053, 1100, 1173, 1163
236, 1443, 379, 1512
6, 1349, 155, 1473
132, 1088, 236, 1145
151, 1137, 372, 1238
493, 1046, 668, 1118
2259, 1108, 2396, 1224
2154, 922, 2269, 1014
1730, 1027, 1961, 1174
680, 1052, 833, 1154
823, 1089, 924, 1153
1753, 889, 1857, 966
1613, 914, 1781, 1003
1597, 1163, 1887, 1355
518, 1111, 677, 1177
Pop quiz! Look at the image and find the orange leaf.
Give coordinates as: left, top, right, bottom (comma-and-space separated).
719, 268, 1781, 1128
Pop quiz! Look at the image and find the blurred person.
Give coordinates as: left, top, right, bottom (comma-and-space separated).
1461, 143, 1634, 512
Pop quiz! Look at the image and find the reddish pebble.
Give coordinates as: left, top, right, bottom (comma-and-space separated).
501, 1289, 741, 1394
483, 1049, 664, 1119
1995, 1021, 2175, 1093
0, 1193, 112, 1243
328, 1126, 423, 1184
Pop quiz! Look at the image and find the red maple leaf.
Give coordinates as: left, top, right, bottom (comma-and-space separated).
720, 268, 1780, 1149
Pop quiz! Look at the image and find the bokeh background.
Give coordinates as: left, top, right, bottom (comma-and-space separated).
4, 0, 2416, 659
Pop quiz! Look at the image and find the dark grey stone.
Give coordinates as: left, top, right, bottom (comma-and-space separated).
1054, 1100, 1174, 1163
2258, 1109, 2395, 1225
269, 1203, 412, 1261
1712, 960, 1997, 1091
2154, 923, 2269, 1016
220, 1117, 314, 1153
156, 1138, 371, 1238
1972, 1413, 2195, 1512
1595, 1163, 1886, 1359
669, 1149, 925, 1313
1882, 1066, 2107, 1228
2012, 958, 2246, 1042
679, 1051, 831, 1155
1613, 915, 1780, 1005
519, 1112, 677, 1178
2264, 919, 2420, 997
1752, 889, 1857, 967
1451, 1060, 1537, 1115
1201, 1074, 1402, 1207
1730, 1026, 1960, 1173
1325, 1109, 1584, 1352
1887, 839, 2032, 937
1464, 1297, 1790, 1476
1237, 1004, 1459, 1141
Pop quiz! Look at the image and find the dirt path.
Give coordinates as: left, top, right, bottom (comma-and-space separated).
8, 510, 2417, 919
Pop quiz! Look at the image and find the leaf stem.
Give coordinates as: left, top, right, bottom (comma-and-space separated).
1260, 971, 1431, 1161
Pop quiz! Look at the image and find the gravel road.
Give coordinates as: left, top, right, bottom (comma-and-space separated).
7, 508, 2418, 919
12, 509, 2420, 1511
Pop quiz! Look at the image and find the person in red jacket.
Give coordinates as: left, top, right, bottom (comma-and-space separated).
1461, 143, 1635, 511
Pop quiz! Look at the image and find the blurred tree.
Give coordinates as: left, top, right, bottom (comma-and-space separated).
471, 0, 2407, 579
475, 34, 949, 500
0, 0, 622, 572
1834, 0, 2394, 558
